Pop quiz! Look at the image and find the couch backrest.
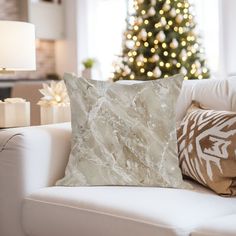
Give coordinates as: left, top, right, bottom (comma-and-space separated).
117, 78, 236, 121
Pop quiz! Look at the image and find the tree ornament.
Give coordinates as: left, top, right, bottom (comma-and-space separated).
136, 17, 143, 25
139, 29, 147, 40
170, 39, 179, 49
126, 40, 135, 49
136, 54, 144, 62
195, 60, 201, 68
181, 67, 187, 75
169, 8, 176, 17
153, 67, 162, 78
148, 7, 156, 16
180, 49, 187, 57
150, 54, 160, 62
176, 14, 184, 24
151, 0, 156, 6
137, 0, 144, 4
156, 31, 166, 42
124, 66, 131, 74
163, 2, 171, 12
160, 17, 167, 26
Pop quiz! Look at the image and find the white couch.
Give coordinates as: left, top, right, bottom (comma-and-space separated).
1, 79, 236, 236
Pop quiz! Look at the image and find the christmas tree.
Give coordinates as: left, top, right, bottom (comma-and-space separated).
112, 0, 210, 81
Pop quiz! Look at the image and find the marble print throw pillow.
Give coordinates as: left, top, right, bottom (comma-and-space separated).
178, 102, 236, 196
57, 73, 187, 188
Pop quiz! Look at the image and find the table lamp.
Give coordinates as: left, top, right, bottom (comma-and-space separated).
0, 21, 36, 73
0, 21, 36, 128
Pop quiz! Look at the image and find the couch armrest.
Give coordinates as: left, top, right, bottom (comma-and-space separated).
0, 123, 71, 236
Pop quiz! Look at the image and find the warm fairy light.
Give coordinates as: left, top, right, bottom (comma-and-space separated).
128, 52, 132, 57
144, 20, 149, 25
191, 69, 196, 74
203, 68, 208, 73
144, 42, 149, 47
137, 61, 142, 66
129, 58, 134, 62
166, 63, 171, 68
186, 22, 190, 27
133, 36, 138, 41
171, 52, 176, 58
134, 25, 139, 31
141, 10, 146, 15
184, 76, 188, 80
181, 41, 186, 46
165, 25, 170, 30
176, 9, 180, 14
184, 9, 188, 14
185, 3, 189, 8
127, 34, 132, 39
174, 26, 178, 32
168, 20, 173, 26
177, 3, 182, 7
184, 14, 188, 19
159, 10, 164, 15
130, 74, 135, 79
155, 23, 162, 28
198, 75, 203, 79
148, 32, 152, 37
143, 58, 148, 62
179, 27, 184, 34
140, 68, 145, 73
133, 51, 137, 56
176, 63, 181, 68
136, 41, 141, 46
187, 51, 192, 57
159, 61, 164, 67
164, 75, 169, 78
164, 51, 168, 56
147, 71, 153, 77
154, 39, 159, 44
189, 15, 193, 20
162, 42, 167, 48
151, 48, 156, 53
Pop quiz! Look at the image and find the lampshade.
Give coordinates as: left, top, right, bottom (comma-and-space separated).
0, 21, 36, 72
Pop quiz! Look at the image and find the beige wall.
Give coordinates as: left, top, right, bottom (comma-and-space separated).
0, 0, 56, 79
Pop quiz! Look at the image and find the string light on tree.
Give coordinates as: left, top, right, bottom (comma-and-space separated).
113, 0, 210, 81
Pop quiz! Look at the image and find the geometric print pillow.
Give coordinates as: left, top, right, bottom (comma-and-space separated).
178, 101, 236, 196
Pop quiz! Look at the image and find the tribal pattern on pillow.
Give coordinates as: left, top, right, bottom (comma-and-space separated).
178, 102, 236, 196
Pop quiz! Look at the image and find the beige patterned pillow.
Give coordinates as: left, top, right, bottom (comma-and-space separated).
57, 73, 188, 188
178, 102, 236, 196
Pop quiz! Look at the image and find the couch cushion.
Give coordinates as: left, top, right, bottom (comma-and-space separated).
58, 74, 187, 188
192, 214, 236, 236
176, 79, 230, 122
178, 102, 236, 196
22, 182, 236, 236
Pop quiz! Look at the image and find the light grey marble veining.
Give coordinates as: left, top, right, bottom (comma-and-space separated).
57, 74, 189, 189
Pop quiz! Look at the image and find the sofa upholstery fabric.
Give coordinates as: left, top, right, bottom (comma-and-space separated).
22, 183, 236, 236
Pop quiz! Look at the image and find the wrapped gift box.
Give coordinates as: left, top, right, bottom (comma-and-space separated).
0, 100, 30, 128
40, 105, 71, 125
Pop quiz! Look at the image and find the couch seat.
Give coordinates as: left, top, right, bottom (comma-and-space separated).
192, 214, 236, 236
22, 182, 236, 236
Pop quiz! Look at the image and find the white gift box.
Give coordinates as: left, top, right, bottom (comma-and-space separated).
0, 101, 30, 128
40, 105, 71, 125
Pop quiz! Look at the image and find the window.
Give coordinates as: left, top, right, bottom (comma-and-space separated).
190, 0, 220, 76
86, 0, 127, 80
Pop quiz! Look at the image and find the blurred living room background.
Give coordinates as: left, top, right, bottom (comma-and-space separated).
0, 0, 236, 124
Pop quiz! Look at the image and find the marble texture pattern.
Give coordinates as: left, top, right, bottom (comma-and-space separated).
57, 73, 188, 188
